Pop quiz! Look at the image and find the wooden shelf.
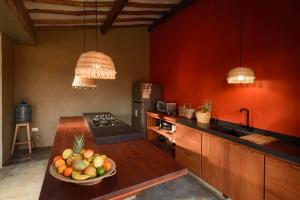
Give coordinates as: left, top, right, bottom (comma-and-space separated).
148, 126, 175, 142
147, 112, 180, 124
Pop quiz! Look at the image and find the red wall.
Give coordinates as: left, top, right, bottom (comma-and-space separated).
150, 0, 300, 137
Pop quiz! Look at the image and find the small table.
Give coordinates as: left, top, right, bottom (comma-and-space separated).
39, 117, 187, 200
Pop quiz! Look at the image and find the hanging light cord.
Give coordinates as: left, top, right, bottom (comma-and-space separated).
240, 0, 244, 66
96, 0, 98, 51
83, 0, 86, 52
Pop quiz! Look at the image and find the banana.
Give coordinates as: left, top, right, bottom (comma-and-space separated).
72, 171, 90, 181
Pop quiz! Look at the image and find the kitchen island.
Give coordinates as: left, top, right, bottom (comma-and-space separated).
39, 117, 187, 200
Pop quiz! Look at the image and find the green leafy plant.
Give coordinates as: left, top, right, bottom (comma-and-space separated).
73, 134, 85, 154
199, 100, 212, 113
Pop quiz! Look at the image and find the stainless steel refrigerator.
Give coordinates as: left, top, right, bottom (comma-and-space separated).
132, 81, 162, 139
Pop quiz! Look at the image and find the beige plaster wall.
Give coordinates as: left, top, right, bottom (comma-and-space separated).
15, 28, 149, 147
0, 33, 2, 167
1, 33, 15, 165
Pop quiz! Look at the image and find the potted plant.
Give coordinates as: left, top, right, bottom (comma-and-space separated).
196, 100, 212, 123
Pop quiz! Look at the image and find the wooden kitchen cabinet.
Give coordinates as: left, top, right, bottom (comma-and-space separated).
202, 133, 229, 194
176, 125, 202, 154
228, 143, 264, 200
176, 147, 201, 177
265, 156, 300, 200
147, 112, 300, 200
175, 125, 202, 177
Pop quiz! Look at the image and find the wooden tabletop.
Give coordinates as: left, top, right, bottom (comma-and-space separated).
39, 117, 187, 200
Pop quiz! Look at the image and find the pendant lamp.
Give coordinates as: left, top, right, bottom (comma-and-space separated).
72, 75, 97, 89
75, 51, 116, 79
227, 0, 255, 84
227, 67, 255, 84
74, 0, 116, 80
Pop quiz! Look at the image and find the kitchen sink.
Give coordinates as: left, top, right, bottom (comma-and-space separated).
210, 126, 250, 137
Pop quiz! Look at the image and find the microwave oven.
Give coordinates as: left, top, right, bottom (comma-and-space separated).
156, 101, 176, 114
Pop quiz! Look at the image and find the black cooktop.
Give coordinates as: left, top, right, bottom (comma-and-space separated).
83, 112, 141, 144
90, 113, 121, 127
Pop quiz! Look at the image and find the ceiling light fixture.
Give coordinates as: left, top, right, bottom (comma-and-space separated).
72, 0, 96, 89
75, 0, 116, 80
227, 67, 255, 84
227, 0, 255, 84
72, 0, 116, 89
72, 75, 97, 89
75, 51, 116, 80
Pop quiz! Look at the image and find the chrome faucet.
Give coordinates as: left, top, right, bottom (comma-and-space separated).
240, 108, 250, 130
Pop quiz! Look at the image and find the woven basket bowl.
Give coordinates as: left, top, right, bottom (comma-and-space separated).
196, 112, 211, 124
178, 104, 195, 119
49, 157, 116, 186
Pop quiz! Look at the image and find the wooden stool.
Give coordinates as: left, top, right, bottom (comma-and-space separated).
11, 122, 32, 155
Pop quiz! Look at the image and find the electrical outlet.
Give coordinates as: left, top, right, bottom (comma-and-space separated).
32, 127, 39, 132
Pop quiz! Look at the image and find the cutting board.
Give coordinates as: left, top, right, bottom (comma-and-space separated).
240, 134, 278, 145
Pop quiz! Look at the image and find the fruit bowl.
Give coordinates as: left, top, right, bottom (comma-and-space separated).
49, 157, 116, 186
49, 135, 117, 186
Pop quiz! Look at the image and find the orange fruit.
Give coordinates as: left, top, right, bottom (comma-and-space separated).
58, 165, 67, 174
63, 167, 73, 177
55, 159, 66, 168
83, 149, 94, 159
103, 159, 112, 171
53, 156, 63, 163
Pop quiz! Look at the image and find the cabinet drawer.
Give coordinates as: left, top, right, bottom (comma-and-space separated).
176, 146, 201, 177
176, 125, 202, 154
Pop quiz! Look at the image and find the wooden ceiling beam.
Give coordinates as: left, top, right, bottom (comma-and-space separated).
35, 24, 148, 30
33, 18, 155, 24
33, 19, 104, 24
101, 0, 128, 34
25, 0, 114, 7
148, 0, 196, 32
4, 0, 35, 41
127, 2, 175, 8
28, 9, 110, 16
28, 9, 167, 16
35, 25, 101, 30
24, 0, 175, 8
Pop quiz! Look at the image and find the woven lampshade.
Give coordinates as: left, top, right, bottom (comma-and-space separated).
75, 51, 116, 80
227, 67, 255, 84
72, 75, 97, 89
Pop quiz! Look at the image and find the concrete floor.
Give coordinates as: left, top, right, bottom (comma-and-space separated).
136, 175, 223, 200
0, 148, 223, 200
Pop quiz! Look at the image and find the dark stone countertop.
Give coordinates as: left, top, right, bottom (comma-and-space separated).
176, 118, 300, 165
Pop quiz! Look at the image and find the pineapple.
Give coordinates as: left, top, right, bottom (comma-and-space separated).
73, 134, 85, 154
66, 134, 85, 166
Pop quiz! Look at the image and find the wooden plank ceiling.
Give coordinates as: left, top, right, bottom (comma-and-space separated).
22, 0, 183, 33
